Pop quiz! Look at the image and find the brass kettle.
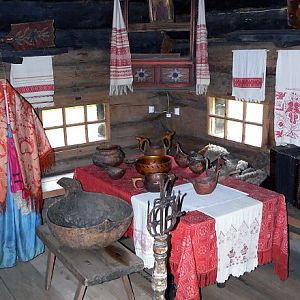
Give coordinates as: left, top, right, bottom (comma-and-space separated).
136, 131, 175, 156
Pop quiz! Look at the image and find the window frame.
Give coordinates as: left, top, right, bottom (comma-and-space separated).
207, 96, 268, 148
37, 102, 110, 160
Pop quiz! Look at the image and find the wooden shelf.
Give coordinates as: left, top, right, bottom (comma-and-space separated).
124, 0, 196, 90
128, 22, 190, 32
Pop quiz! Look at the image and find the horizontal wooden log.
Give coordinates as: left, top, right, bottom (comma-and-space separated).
0, 1, 286, 32
56, 29, 162, 53
111, 119, 166, 148
0, 1, 114, 31
53, 86, 110, 106
206, 8, 288, 37
204, 0, 286, 11
226, 29, 300, 47
53, 65, 109, 88
0, 47, 68, 64
0, 1, 289, 40
53, 49, 109, 65
208, 41, 300, 75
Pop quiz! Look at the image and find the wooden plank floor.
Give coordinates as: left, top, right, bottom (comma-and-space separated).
0, 248, 152, 300
202, 247, 300, 300
0, 241, 299, 300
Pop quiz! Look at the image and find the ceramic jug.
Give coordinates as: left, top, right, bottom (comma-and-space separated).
136, 131, 175, 156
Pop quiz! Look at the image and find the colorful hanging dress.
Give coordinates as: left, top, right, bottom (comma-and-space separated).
0, 79, 54, 268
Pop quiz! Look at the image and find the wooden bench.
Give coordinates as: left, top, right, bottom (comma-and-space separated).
37, 225, 144, 300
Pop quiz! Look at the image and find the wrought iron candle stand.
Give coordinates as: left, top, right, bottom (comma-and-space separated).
147, 177, 185, 300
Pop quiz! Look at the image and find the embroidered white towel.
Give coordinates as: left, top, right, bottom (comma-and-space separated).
199, 195, 262, 283
10, 56, 54, 108
131, 183, 249, 269
274, 50, 300, 146
109, 0, 133, 96
195, 0, 210, 95
232, 50, 267, 102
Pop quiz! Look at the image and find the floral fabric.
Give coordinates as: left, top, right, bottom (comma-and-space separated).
0, 79, 54, 211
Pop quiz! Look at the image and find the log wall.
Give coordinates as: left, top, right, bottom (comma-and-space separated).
166, 42, 300, 172
47, 49, 168, 173
1, 0, 298, 174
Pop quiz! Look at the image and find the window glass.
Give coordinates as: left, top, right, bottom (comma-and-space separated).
245, 102, 263, 124
210, 97, 225, 116
40, 103, 108, 150
88, 123, 106, 142
245, 124, 263, 147
227, 100, 243, 120
65, 106, 85, 124
87, 104, 105, 121
209, 117, 224, 138
66, 125, 86, 145
227, 120, 243, 143
45, 128, 65, 148
207, 97, 264, 147
42, 108, 63, 127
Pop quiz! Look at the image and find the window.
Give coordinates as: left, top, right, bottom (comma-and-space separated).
39, 103, 109, 149
208, 97, 264, 147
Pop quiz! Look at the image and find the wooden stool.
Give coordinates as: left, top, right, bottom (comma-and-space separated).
37, 225, 144, 300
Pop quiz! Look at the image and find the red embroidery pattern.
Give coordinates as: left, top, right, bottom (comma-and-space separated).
196, 24, 210, 81
275, 89, 300, 143
232, 77, 263, 88
110, 27, 132, 80
223, 177, 288, 282
15, 84, 54, 94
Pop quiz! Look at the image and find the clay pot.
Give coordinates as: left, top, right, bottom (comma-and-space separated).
92, 142, 125, 167
135, 155, 172, 175
174, 142, 190, 168
185, 158, 222, 195
186, 172, 219, 195
132, 173, 171, 192
188, 156, 208, 174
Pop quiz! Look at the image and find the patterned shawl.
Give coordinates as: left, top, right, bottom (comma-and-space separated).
0, 79, 54, 212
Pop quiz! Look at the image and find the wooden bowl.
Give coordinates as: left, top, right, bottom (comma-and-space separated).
135, 155, 172, 175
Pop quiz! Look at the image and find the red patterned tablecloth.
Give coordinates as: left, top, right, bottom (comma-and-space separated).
74, 162, 288, 300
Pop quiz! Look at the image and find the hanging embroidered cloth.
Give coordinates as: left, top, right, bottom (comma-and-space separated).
10, 56, 55, 108
195, 0, 210, 95
109, 0, 133, 96
274, 50, 300, 146
232, 49, 267, 102
0, 79, 55, 212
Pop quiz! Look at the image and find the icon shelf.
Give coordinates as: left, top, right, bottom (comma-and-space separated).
123, 0, 196, 90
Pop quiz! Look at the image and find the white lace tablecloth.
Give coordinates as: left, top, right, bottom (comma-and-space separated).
131, 183, 262, 272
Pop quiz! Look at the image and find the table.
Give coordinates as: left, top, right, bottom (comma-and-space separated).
37, 224, 144, 300
74, 161, 288, 300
